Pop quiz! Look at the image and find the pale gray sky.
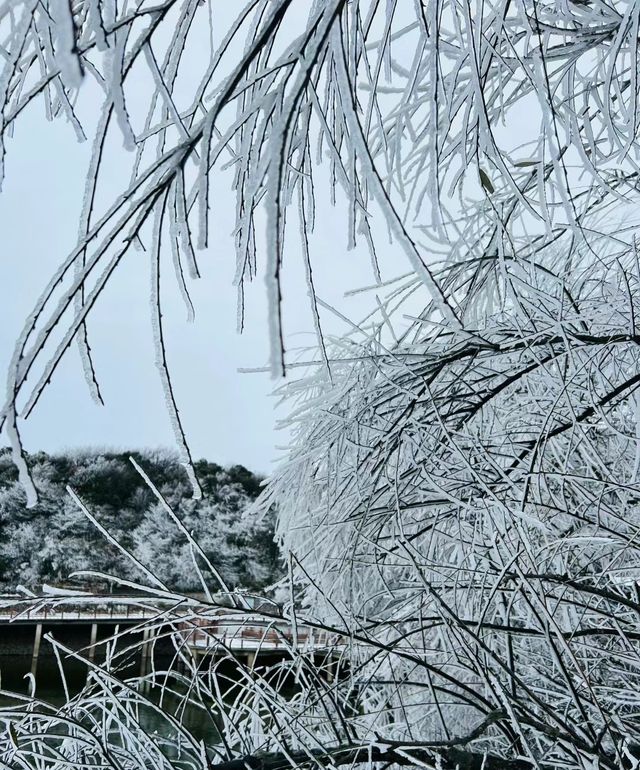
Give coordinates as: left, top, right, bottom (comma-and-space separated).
0, 75, 380, 474
0, 2, 450, 475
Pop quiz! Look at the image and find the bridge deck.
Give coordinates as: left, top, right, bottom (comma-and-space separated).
0, 606, 157, 623
0, 600, 341, 654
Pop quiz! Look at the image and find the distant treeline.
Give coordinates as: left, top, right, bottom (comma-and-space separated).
0, 449, 280, 593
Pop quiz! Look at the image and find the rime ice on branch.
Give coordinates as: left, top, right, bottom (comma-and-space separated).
3, 2, 640, 768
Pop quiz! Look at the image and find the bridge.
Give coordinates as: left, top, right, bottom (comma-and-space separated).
0, 595, 342, 677
0, 599, 160, 624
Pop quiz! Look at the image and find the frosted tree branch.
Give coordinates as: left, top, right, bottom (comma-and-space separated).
3, 2, 640, 769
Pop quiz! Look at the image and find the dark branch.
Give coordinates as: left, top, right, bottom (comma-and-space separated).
209, 744, 533, 770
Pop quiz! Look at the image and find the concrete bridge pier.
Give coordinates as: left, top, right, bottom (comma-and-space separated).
88, 623, 98, 660
30, 623, 43, 678
85, 623, 98, 682
140, 627, 152, 678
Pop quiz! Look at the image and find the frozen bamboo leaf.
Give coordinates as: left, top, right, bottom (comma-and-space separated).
478, 168, 494, 194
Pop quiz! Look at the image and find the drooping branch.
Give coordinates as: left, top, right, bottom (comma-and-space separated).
208, 742, 534, 770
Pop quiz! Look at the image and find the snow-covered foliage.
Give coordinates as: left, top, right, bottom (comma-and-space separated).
2, 1, 640, 770
260, 257, 640, 767
0, 449, 278, 591
1, 0, 638, 498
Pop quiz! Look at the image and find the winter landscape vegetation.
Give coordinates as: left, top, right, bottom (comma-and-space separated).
0, 449, 278, 592
2, 1, 640, 770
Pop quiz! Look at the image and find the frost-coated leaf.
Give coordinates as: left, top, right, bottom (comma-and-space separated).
479, 168, 494, 193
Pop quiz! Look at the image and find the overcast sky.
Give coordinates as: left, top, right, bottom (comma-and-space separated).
0, 72, 379, 475
0, 2, 455, 476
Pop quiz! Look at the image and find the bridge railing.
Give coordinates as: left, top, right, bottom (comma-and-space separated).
176, 615, 343, 652
0, 598, 346, 654
0, 601, 162, 622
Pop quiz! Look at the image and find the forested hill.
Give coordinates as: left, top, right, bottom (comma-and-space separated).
0, 449, 280, 593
